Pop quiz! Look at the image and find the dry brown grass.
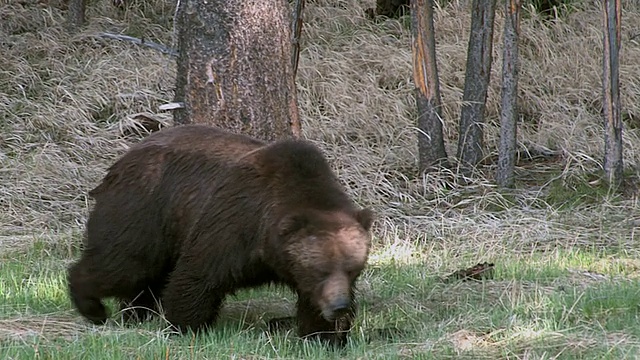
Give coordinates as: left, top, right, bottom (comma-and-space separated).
1, 0, 639, 266
0, 313, 88, 341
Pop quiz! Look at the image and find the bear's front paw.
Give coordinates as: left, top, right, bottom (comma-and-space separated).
72, 296, 108, 325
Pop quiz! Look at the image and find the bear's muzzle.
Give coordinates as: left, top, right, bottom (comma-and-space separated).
321, 295, 351, 321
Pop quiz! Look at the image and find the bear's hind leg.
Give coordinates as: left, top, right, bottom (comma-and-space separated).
161, 266, 224, 334
67, 261, 109, 325
68, 257, 161, 326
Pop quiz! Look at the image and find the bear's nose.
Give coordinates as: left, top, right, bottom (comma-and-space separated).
320, 294, 351, 321
328, 296, 350, 315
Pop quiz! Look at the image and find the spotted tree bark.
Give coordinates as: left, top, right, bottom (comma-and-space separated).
411, 0, 449, 172
173, 0, 301, 141
496, 0, 521, 188
602, 0, 623, 188
456, 0, 496, 173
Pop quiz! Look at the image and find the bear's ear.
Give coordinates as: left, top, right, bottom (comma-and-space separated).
278, 214, 308, 237
356, 208, 374, 231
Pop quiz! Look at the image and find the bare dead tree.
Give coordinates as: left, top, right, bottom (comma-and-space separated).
173, 0, 301, 141
456, 0, 496, 174
496, 0, 522, 188
291, 0, 306, 78
411, 0, 449, 172
602, 0, 623, 188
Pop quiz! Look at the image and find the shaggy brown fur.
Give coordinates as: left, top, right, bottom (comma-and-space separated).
67, 124, 373, 347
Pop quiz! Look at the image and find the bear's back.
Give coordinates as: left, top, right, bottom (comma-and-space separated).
90, 125, 266, 197
247, 139, 355, 213
91, 125, 354, 215
141, 125, 266, 160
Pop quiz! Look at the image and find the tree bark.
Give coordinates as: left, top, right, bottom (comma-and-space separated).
173, 0, 301, 142
496, 0, 521, 188
67, 0, 86, 31
602, 0, 623, 188
411, 0, 449, 172
456, 0, 496, 173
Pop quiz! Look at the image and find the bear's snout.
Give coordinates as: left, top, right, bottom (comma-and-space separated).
321, 294, 351, 321
329, 296, 351, 313
319, 273, 352, 321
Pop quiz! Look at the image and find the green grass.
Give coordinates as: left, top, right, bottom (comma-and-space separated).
2, 236, 640, 359
543, 172, 617, 209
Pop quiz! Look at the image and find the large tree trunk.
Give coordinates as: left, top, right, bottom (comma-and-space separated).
456, 0, 496, 173
496, 0, 521, 188
173, 0, 301, 141
411, 0, 449, 172
602, 0, 623, 188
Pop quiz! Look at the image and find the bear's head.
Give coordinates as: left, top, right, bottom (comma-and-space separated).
276, 208, 374, 321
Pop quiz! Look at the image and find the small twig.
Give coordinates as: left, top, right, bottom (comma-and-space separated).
98, 32, 178, 57
158, 102, 184, 111
291, 0, 306, 78
631, 33, 640, 42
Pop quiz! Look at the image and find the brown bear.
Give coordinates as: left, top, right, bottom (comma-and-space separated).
67, 124, 373, 346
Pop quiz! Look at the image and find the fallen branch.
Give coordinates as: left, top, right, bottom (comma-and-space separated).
98, 32, 178, 57
444, 262, 495, 282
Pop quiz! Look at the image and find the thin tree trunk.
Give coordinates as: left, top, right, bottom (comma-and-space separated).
496, 0, 521, 188
291, 0, 305, 78
67, 0, 86, 31
173, 0, 301, 141
602, 0, 623, 188
456, 0, 496, 173
411, 0, 449, 172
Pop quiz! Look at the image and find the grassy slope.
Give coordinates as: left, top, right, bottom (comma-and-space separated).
1, 0, 640, 358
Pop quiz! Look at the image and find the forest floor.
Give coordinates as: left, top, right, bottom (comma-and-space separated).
1, 0, 640, 358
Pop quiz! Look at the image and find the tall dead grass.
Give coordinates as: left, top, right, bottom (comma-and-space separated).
0, 0, 638, 253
